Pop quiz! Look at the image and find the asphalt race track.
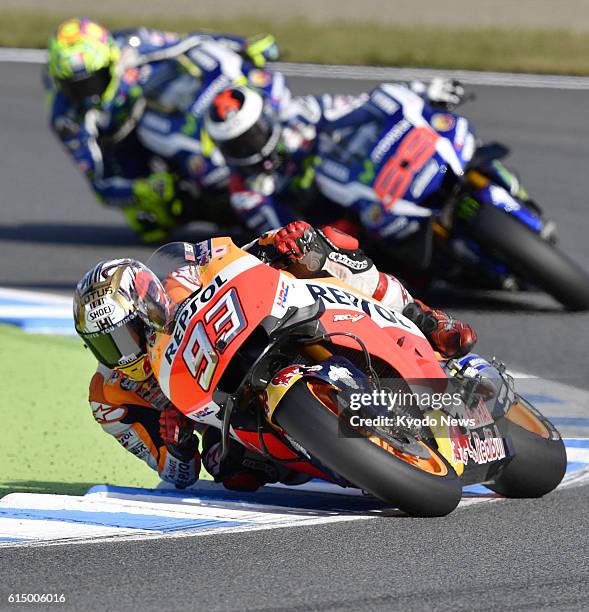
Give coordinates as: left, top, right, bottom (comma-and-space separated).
1, 62, 589, 611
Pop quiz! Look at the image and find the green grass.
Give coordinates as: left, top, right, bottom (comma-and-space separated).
0, 325, 162, 498
3, 9, 589, 75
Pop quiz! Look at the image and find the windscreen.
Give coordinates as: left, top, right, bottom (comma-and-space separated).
146, 241, 203, 318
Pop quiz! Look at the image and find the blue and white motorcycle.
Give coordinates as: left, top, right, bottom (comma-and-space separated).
318, 84, 589, 310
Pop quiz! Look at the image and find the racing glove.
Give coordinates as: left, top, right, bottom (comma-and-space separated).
402, 299, 477, 358
126, 172, 185, 243
159, 405, 196, 461
272, 220, 328, 273
245, 34, 279, 67
410, 78, 466, 109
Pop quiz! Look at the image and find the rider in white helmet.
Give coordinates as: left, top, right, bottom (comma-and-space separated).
204, 80, 468, 270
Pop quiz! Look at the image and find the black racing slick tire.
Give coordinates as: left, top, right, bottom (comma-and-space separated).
487, 399, 567, 498
471, 203, 589, 310
273, 380, 462, 517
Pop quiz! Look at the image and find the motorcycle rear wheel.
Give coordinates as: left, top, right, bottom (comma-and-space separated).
274, 380, 462, 517
487, 397, 567, 498
471, 203, 589, 310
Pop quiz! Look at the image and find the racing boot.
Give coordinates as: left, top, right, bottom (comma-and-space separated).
402, 300, 477, 358
201, 428, 279, 492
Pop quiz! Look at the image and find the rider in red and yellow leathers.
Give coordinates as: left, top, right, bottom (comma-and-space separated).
76, 222, 476, 490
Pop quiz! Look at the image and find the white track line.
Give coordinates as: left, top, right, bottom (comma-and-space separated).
2, 47, 589, 90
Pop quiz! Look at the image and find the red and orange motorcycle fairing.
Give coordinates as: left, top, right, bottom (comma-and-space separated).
148, 238, 445, 428
148, 238, 281, 420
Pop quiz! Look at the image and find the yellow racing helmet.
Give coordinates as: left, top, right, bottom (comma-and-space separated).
48, 18, 121, 105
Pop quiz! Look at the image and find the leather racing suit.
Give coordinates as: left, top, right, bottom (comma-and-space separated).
225, 80, 470, 266
45, 27, 280, 242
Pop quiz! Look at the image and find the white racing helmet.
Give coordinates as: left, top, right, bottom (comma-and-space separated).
205, 86, 281, 170
73, 258, 171, 380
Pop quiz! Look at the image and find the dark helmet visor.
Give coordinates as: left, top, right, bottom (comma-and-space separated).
219, 114, 279, 166
58, 66, 112, 104
79, 315, 146, 368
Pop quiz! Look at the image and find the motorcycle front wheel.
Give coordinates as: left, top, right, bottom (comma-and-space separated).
471, 203, 589, 310
487, 396, 567, 498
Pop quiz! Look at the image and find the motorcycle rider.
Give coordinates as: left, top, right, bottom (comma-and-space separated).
74, 221, 476, 490
203, 79, 466, 268
45, 18, 279, 242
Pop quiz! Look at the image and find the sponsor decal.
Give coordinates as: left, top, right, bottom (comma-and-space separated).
120, 377, 140, 392
188, 154, 206, 176
328, 251, 369, 271
201, 165, 230, 187
430, 113, 456, 132
321, 160, 350, 182
80, 286, 113, 306
190, 405, 218, 419
465, 399, 495, 427
328, 365, 359, 389
306, 283, 414, 331
271, 366, 304, 387
187, 401, 221, 420
87, 304, 115, 321
276, 280, 290, 308
454, 117, 469, 150
371, 119, 411, 164
333, 313, 365, 323
118, 353, 141, 366
142, 112, 172, 133
232, 191, 264, 211
164, 454, 194, 485
136, 379, 171, 410
489, 185, 521, 212
123, 67, 140, 83
364, 203, 383, 224
359, 159, 375, 185
375, 127, 439, 208
371, 90, 400, 115
116, 430, 151, 459
248, 69, 272, 88
184, 242, 196, 262
191, 74, 232, 116
92, 404, 127, 424
187, 47, 218, 72
451, 426, 506, 466
212, 245, 228, 257
106, 370, 121, 386
146, 328, 157, 347
271, 365, 322, 387
323, 95, 365, 121
164, 273, 228, 365
195, 240, 212, 266
54, 116, 80, 138
411, 159, 439, 199
379, 217, 410, 237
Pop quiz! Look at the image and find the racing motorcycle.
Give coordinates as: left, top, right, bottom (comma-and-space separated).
146, 238, 567, 517
318, 85, 589, 310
